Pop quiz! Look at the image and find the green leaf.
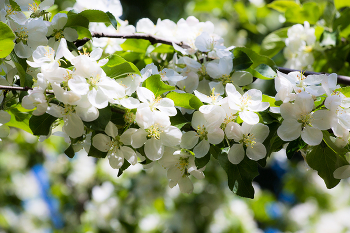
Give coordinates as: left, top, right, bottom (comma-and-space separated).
218, 152, 259, 199
169, 109, 190, 129
64, 145, 75, 158
261, 27, 289, 58
251, 64, 277, 80
262, 94, 277, 107
335, 86, 350, 97
166, 92, 203, 110
306, 142, 349, 189
78, 10, 112, 23
232, 49, 253, 70
120, 39, 151, 53
102, 54, 141, 78
152, 44, 175, 53
267, 0, 300, 12
334, 0, 350, 10
106, 11, 119, 30
0, 22, 15, 58
195, 150, 210, 169
70, 26, 92, 39
142, 74, 175, 96
322, 131, 348, 155
263, 122, 284, 159
88, 144, 107, 158
118, 160, 131, 177
286, 137, 306, 159
10, 51, 27, 87
84, 106, 112, 132
285, 2, 321, 24
233, 47, 277, 69
6, 107, 32, 133
66, 11, 89, 28
29, 113, 57, 136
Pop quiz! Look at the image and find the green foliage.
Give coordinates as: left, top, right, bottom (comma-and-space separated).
152, 44, 175, 53
232, 49, 253, 70
64, 145, 75, 158
0, 22, 15, 58
166, 92, 203, 110
195, 149, 211, 169
286, 137, 306, 159
102, 54, 141, 78
261, 27, 288, 58
267, 0, 300, 13
84, 106, 112, 132
284, 2, 321, 25
29, 113, 57, 136
218, 150, 259, 199
334, 0, 350, 10
142, 74, 175, 96
120, 39, 151, 54
6, 106, 32, 133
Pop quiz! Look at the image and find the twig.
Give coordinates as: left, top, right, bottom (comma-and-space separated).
0, 85, 53, 94
277, 67, 350, 85
74, 32, 191, 49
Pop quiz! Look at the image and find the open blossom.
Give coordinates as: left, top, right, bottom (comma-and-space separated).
324, 94, 350, 137
22, 88, 48, 115
226, 83, 269, 125
92, 122, 137, 169
225, 122, 269, 164
132, 108, 182, 161
47, 13, 78, 44
181, 111, 224, 158
159, 149, 205, 194
277, 92, 332, 145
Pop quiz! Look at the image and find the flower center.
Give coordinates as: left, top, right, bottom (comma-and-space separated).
53, 29, 64, 40
197, 125, 208, 140
147, 124, 161, 140
298, 113, 312, 127
16, 28, 29, 42
177, 156, 190, 174
242, 133, 256, 148
219, 74, 231, 85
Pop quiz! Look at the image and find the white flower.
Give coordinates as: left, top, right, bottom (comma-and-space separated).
324, 94, 350, 137
226, 83, 269, 125
47, 13, 78, 42
277, 92, 332, 145
136, 87, 177, 116
22, 88, 48, 115
333, 165, 350, 179
194, 89, 227, 115
181, 111, 224, 158
0, 0, 27, 24
225, 122, 269, 164
132, 108, 182, 160
92, 122, 137, 169
159, 149, 205, 194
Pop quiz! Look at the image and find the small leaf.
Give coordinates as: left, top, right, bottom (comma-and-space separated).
170, 109, 190, 129
106, 11, 119, 30
232, 49, 253, 70
267, 0, 300, 12
142, 74, 175, 96
285, 2, 321, 25
0, 22, 15, 58
120, 39, 151, 53
286, 137, 306, 159
306, 142, 349, 189
29, 113, 57, 136
6, 107, 32, 133
118, 160, 131, 177
152, 44, 175, 53
84, 106, 112, 132
218, 152, 259, 199
166, 92, 203, 110
64, 145, 75, 158
102, 54, 141, 78
251, 64, 277, 80
195, 150, 210, 169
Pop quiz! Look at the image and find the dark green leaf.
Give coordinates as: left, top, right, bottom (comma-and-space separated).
66, 11, 89, 28
118, 160, 131, 177
29, 113, 57, 136
70, 26, 92, 39
306, 142, 349, 189
322, 131, 348, 155
10, 51, 27, 87
88, 144, 107, 158
233, 47, 277, 69
84, 106, 112, 132
195, 150, 210, 169
218, 152, 259, 198
232, 49, 253, 70
209, 144, 222, 159
64, 145, 75, 158
106, 11, 119, 30
170, 109, 190, 129
78, 10, 111, 23
286, 137, 307, 159
263, 122, 284, 158
142, 74, 175, 96
253, 64, 277, 80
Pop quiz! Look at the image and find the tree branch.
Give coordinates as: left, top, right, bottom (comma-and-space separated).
0, 85, 53, 94
74, 32, 191, 49
277, 67, 350, 85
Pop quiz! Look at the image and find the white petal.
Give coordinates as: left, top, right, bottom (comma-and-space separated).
180, 131, 199, 149
120, 128, 137, 145
167, 166, 183, 182
333, 165, 350, 179
178, 176, 193, 194
144, 138, 164, 161
311, 110, 332, 130
0, 124, 10, 138
250, 123, 269, 142
131, 129, 148, 148
277, 119, 302, 141
105, 121, 118, 138
120, 146, 137, 165
193, 139, 210, 158
228, 143, 245, 164
207, 127, 224, 144
239, 111, 259, 125
231, 71, 253, 86
161, 126, 182, 147
93, 134, 111, 152
88, 88, 108, 109
63, 113, 84, 138
0, 110, 11, 124
301, 126, 323, 146
225, 122, 243, 141
246, 142, 266, 161
108, 153, 124, 169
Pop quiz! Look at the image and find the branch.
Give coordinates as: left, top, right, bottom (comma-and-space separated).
0, 85, 53, 94
74, 32, 191, 49
277, 67, 350, 85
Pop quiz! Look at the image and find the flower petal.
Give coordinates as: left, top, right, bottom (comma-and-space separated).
228, 143, 245, 164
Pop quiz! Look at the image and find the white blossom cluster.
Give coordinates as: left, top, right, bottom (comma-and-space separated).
283, 21, 316, 70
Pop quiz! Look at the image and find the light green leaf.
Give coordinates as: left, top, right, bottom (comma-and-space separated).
79, 9, 111, 23
166, 92, 203, 110
335, 86, 350, 97
152, 44, 175, 53
285, 2, 321, 24
306, 141, 349, 189
142, 74, 175, 96
70, 26, 92, 39
120, 39, 151, 53
0, 22, 15, 58
334, 0, 350, 10
262, 94, 277, 107
102, 54, 141, 78
267, 0, 300, 13
218, 151, 259, 199
6, 107, 32, 133
29, 113, 57, 136
261, 27, 289, 58
233, 47, 277, 69
252, 64, 277, 80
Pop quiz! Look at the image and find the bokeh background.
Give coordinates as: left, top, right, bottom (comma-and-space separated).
2, 0, 350, 232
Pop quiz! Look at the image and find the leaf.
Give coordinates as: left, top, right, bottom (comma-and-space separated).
6, 107, 32, 133
322, 131, 348, 155
261, 27, 289, 58
88, 144, 107, 158
334, 0, 350, 10
79, 10, 112, 23
66, 11, 89, 28
120, 39, 151, 54
320, 30, 338, 47
285, 2, 321, 25
232, 49, 253, 70
169, 109, 190, 129
306, 142, 349, 189
70, 26, 92, 39
335, 86, 350, 97
29, 113, 57, 136
218, 152, 259, 199
10, 51, 27, 87
286, 137, 306, 159
233, 47, 277, 69
102, 54, 141, 78
195, 150, 210, 169
253, 64, 277, 80
152, 44, 175, 53
263, 122, 284, 159
0, 22, 15, 58
142, 74, 175, 96
64, 145, 75, 158
84, 106, 112, 132
118, 160, 131, 177
166, 92, 203, 110
106, 11, 119, 30
267, 0, 300, 12
262, 94, 277, 107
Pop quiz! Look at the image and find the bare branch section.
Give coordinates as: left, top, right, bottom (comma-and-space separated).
277, 67, 350, 85
74, 32, 191, 49
0, 85, 53, 94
